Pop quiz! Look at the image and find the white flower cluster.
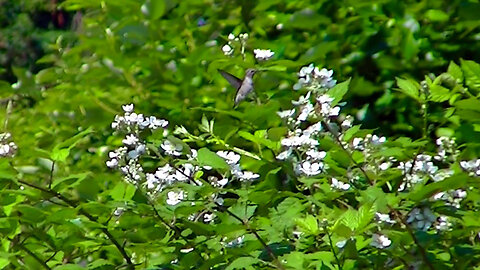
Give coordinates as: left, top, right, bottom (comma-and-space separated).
432, 189, 467, 208
375, 212, 396, 225
221, 33, 274, 61
434, 137, 458, 162
293, 63, 337, 91
397, 154, 453, 191
221, 33, 249, 56
107, 104, 169, 185
223, 235, 245, 248
370, 233, 391, 249
0, 133, 17, 157
460, 159, 480, 176
253, 49, 274, 61
406, 207, 436, 231
111, 104, 168, 132
216, 150, 259, 182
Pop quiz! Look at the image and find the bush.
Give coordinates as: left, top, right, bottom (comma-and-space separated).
1, 0, 480, 269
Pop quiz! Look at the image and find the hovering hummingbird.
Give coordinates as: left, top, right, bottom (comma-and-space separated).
218, 68, 257, 107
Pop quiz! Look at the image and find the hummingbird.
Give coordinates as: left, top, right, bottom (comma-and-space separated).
218, 68, 257, 107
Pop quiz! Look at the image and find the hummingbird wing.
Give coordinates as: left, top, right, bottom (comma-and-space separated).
218, 69, 242, 90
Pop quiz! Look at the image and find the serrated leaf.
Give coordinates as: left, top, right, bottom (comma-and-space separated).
447, 61, 463, 81
461, 59, 480, 93
429, 84, 451, 102
395, 77, 421, 101
296, 215, 319, 235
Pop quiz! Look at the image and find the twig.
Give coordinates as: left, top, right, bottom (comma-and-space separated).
165, 159, 285, 269
218, 205, 286, 270
7, 237, 51, 269
322, 222, 342, 270
17, 179, 135, 269
321, 120, 373, 185
389, 206, 434, 270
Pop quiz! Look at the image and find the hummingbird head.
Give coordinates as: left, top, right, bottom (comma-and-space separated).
245, 68, 257, 77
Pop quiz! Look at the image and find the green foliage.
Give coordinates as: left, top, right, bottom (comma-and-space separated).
1, 0, 480, 269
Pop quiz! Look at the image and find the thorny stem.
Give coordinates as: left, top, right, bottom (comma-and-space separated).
389, 206, 434, 270
17, 179, 135, 269
165, 159, 285, 270
321, 120, 373, 185
8, 237, 51, 270
322, 223, 342, 270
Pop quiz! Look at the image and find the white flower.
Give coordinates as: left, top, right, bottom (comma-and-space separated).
375, 213, 396, 225
370, 135, 386, 145
204, 213, 215, 223
331, 178, 350, 190
336, 240, 348, 248
276, 149, 292, 160
166, 190, 185, 206
277, 109, 295, 119
161, 140, 183, 156
109, 151, 119, 159
106, 159, 118, 168
127, 144, 146, 159
216, 151, 240, 165
122, 104, 134, 113
238, 171, 260, 181
292, 91, 311, 106
253, 49, 274, 60
297, 103, 314, 122
406, 207, 436, 231
341, 116, 353, 129
303, 122, 323, 136
228, 33, 235, 40
123, 134, 139, 146
222, 44, 233, 56
306, 149, 326, 160
379, 162, 391, 171
371, 234, 391, 249
298, 161, 323, 176
435, 216, 452, 231
225, 235, 244, 248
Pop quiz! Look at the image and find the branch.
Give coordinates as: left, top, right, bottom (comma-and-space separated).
17, 179, 135, 269
166, 159, 285, 269
389, 206, 434, 270
322, 222, 342, 270
321, 120, 373, 185
8, 237, 51, 270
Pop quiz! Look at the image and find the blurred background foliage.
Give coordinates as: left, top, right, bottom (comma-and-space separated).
2, 0, 480, 147
1, 0, 480, 268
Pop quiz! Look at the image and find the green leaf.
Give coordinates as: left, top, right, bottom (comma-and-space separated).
329, 78, 351, 106
50, 148, 70, 163
409, 174, 472, 201
296, 215, 319, 235
149, 0, 165, 20
110, 182, 136, 201
461, 59, 480, 93
429, 84, 451, 102
196, 148, 229, 170
356, 203, 375, 233
226, 257, 261, 270
53, 264, 86, 270
395, 77, 421, 101
51, 127, 93, 162
447, 61, 463, 81
425, 9, 449, 22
